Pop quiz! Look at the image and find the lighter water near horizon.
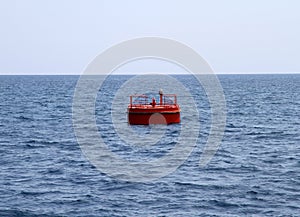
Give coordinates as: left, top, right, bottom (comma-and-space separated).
0, 74, 299, 216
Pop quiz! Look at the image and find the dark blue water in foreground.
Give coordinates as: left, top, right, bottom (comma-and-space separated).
0, 74, 299, 216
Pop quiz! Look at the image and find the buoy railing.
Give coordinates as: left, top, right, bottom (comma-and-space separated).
129, 94, 177, 107
129, 95, 148, 107
162, 94, 177, 105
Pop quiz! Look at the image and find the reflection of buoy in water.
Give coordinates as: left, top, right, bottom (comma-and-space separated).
149, 113, 167, 125
127, 89, 180, 125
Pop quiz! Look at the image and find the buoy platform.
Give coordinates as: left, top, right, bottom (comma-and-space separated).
127, 90, 180, 125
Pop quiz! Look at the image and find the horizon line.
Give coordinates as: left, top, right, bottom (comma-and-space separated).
0, 72, 300, 75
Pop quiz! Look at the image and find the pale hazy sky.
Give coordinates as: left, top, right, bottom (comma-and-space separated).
1, 0, 300, 74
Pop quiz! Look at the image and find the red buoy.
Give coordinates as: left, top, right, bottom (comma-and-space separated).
127, 90, 180, 125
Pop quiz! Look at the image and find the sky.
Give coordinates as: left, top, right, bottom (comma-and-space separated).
1, 0, 300, 74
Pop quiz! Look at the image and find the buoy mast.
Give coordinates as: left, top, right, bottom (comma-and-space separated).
159, 89, 163, 105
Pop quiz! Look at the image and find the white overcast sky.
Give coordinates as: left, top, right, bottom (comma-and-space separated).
1, 0, 300, 74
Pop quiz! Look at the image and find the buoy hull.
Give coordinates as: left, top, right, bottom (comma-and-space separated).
128, 105, 180, 125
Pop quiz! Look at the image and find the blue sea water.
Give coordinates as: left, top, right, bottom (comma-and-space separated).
0, 74, 299, 216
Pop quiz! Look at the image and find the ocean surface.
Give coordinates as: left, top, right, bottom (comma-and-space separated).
0, 74, 299, 216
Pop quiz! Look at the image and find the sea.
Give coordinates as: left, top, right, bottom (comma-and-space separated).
0, 74, 299, 216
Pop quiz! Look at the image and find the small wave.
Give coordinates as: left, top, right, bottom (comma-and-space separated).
16, 115, 33, 121
209, 199, 240, 208
45, 168, 64, 175
0, 209, 58, 217
174, 181, 204, 189
246, 190, 258, 195
0, 209, 39, 217
19, 190, 63, 197
25, 139, 59, 147
25, 143, 46, 149
20, 191, 45, 196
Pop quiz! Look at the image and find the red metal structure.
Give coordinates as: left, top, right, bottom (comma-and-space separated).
128, 90, 180, 125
